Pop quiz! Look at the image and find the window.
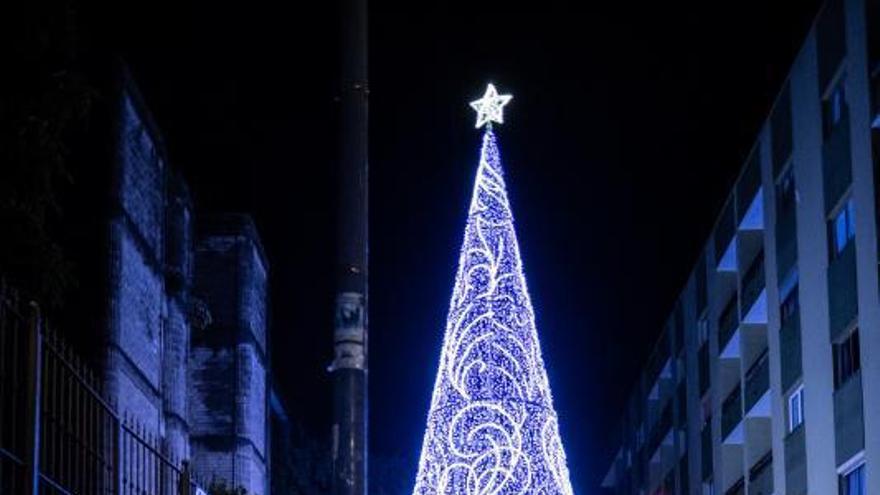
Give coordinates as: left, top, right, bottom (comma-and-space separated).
698, 316, 709, 346
788, 385, 804, 432
780, 282, 800, 327
829, 198, 856, 259
776, 166, 796, 212
699, 344, 711, 395
840, 463, 865, 495
823, 77, 847, 139
635, 423, 645, 448
834, 329, 861, 389
701, 398, 712, 427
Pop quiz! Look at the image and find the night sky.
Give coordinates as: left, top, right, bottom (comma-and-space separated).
98, 1, 825, 491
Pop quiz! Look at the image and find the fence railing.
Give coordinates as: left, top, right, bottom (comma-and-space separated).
0, 280, 202, 495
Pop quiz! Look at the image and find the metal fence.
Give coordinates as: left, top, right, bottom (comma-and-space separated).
0, 280, 202, 495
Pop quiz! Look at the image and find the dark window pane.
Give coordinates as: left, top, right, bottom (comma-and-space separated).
771, 85, 793, 174
781, 283, 800, 326
817, 0, 847, 90
834, 329, 861, 389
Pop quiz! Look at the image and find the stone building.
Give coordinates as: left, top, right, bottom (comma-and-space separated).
191, 215, 270, 492
101, 65, 270, 494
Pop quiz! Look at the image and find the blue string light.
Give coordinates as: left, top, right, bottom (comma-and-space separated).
412, 128, 574, 495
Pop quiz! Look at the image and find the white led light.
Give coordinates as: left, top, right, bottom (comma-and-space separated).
412, 126, 574, 495
469, 83, 513, 129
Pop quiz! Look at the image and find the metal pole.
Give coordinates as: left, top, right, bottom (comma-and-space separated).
330, 0, 368, 494
24, 302, 43, 495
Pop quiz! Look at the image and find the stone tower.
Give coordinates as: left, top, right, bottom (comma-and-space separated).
191, 215, 269, 495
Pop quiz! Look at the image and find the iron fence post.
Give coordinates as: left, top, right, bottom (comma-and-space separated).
115, 415, 123, 495
24, 302, 42, 495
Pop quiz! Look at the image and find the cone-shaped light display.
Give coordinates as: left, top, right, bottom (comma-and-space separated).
412, 123, 574, 495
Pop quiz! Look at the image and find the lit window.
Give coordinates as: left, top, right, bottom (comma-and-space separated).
788, 385, 804, 432
840, 463, 865, 495
829, 198, 856, 259
833, 329, 861, 389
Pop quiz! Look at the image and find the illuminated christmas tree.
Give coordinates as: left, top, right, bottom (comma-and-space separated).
412, 84, 574, 495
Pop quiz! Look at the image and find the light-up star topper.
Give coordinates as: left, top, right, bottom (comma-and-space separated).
469, 83, 512, 129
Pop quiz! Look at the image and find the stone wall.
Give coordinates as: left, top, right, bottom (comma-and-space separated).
101, 68, 269, 491
191, 215, 269, 495
164, 172, 194, 460
105, 79, 169, 439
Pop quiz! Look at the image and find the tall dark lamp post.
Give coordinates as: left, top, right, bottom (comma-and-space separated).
330, 0, 368, 494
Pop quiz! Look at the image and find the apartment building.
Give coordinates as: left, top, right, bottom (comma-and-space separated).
601, 1, 880, 494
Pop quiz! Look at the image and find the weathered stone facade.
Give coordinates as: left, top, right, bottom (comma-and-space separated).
191, 215, 269, 495
102, 67, 269, 494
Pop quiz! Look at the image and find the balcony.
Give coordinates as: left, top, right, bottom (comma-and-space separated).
647, 403, 673, 463
822, 111, 852, 213
716, 200, 737, 273
771, 85, 793, 176
779, 312, 802, 392
676, 383, 688, 429
697, 257, 708, 316
828, 240, 858, 341
724, 478, 744, 495
748, 452, 773, 495
722, 385, 743, 444
699, 344, 711, 396
701, 425, 713, 480
737, 153, 764, 231
744, 351, 770, 417
718, 297, 740, 359
775, 201, 797, 281
784, 423, 807, 495
834, 371, 865, 465
740, 255, 767, 325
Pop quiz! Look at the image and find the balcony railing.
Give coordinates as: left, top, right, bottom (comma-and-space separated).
718, 297, 739, 353
721, 385, 742, 439
741, 254, 765, 317
744, 350, 770, 413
